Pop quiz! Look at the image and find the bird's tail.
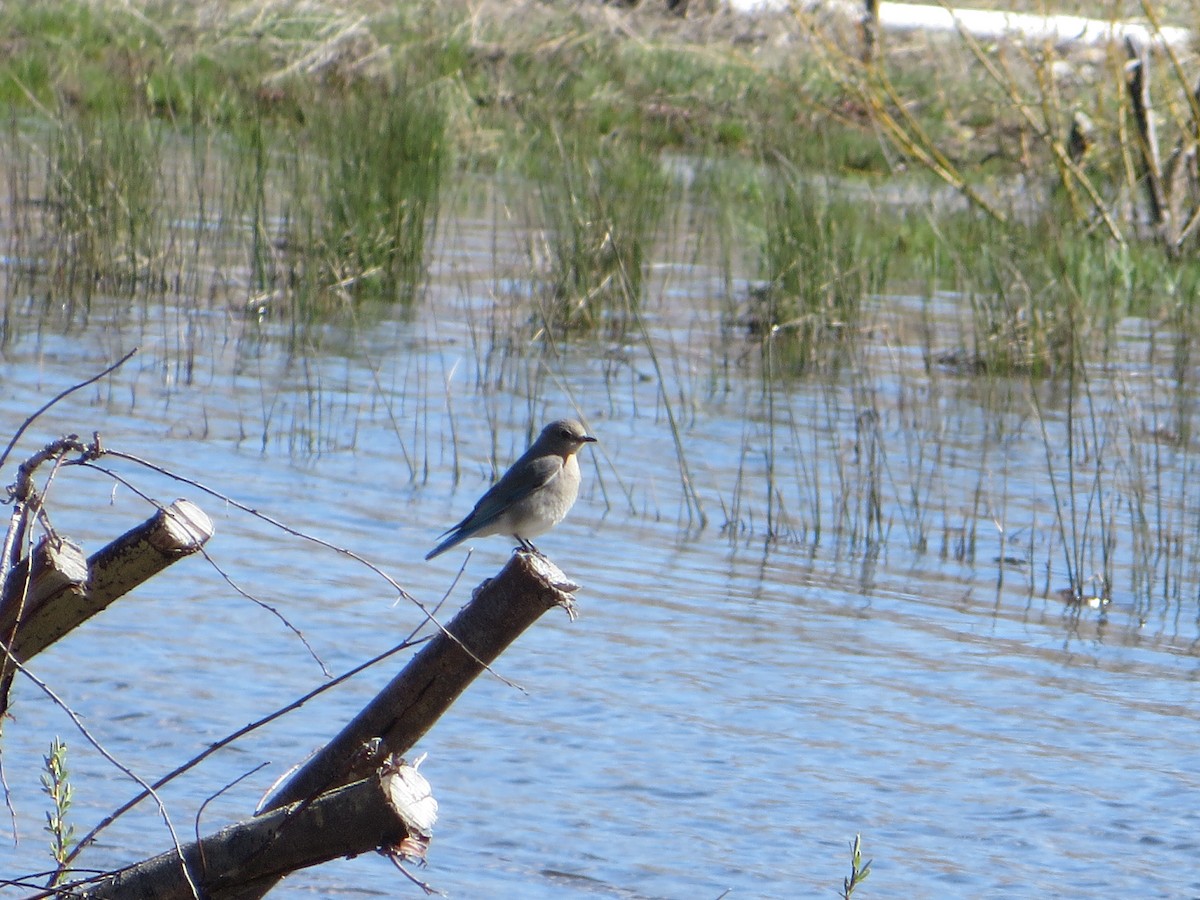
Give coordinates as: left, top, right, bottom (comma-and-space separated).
424, 528, 464, 560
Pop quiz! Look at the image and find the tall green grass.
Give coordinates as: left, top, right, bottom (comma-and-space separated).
43, 110, 164, 301
754, 170, 891, 375
528, 126, 673, 338
310, 87, 446, 305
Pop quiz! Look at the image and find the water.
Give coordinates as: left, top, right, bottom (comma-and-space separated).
3, 189, 1200, 899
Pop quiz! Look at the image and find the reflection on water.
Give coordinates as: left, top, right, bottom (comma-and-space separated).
3, 191, 1200, 899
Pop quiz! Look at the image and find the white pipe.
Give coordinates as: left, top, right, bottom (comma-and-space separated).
725, 1, 1192, 51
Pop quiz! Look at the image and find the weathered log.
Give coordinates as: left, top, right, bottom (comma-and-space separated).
1125, 38, 1169, 241
205, 551, 576, 899
0, 499, 213, 663
42, 546, 572, 899
734, 0, 1193, 51
0, 499, 213, 718
0, 536, 89, 710
861, 0, 880, 65
263, 550, 578, 810
0, 535, 90, 646
69, 763, 435, 900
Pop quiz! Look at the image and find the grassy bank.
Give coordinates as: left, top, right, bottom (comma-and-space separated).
3, 0, 1200, 370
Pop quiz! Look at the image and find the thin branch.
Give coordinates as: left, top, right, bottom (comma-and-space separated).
194, 763, 269, 854
82, 462, 331, 677
0, 350, 136, 476
5, 654, 201, 900
62, 635, 428, 866
386, 851, 445, 896
86, 453, 419, 601
80, 452, 520, 687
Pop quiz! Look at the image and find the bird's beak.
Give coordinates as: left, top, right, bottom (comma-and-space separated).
583, 434, 598, 443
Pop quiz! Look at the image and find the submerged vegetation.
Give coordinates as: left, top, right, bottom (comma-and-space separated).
3, 0, 1200, 609
7, 2, 1200, 892
529, 125, 674, 336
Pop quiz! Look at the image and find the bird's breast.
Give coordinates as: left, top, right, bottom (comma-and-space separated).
498, 454, 581, 539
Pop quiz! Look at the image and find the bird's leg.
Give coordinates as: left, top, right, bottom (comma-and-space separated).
514, 536, 543, 556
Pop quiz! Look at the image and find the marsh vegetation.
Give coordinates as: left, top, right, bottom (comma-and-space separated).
9, 0, 1197, 592
4, 0, 1200, 894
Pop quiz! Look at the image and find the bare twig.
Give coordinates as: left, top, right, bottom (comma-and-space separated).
386, 850, 445, 896
81, 462, 331, 677
6, 654, 201, 900
82, 451, 520, 687
193, 763, 269, 863
0, 350, 135, 476
62, 635, 427, 866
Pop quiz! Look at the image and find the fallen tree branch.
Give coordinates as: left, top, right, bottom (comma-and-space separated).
54, 762, 436, 900
0, 499, 213, 717
263, 550, 578, 811
210, 551, 580, 899
43, 551, 576, 898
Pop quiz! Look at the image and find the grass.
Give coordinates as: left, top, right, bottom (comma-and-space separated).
11, 6, 1200, 896
0, 0, 1193, 356
2, 0, 1200, 591
526, 123, 674, 338
309, 84, 446, 304
43, 108, 165, 299
753, 166, 892, 375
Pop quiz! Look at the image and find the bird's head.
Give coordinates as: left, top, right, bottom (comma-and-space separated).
537, 419, 597, 457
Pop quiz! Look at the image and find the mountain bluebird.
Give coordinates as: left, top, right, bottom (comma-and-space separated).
426, 419, 597, 560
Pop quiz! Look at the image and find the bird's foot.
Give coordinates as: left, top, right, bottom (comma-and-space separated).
514, 539, 547, 559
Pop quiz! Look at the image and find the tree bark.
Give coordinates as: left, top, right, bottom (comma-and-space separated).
0, 499, 213, 717
0, 499, 213, 661
61, 550, 576, 900
1125, 38, 1170, 242
70, 764, 435, 900
263, 550, 577, 810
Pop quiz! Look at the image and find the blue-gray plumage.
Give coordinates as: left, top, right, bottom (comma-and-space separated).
425, 419, 597, 560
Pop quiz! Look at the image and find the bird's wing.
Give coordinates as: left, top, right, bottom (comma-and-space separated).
461, 453, 563, 531
426, 454, 565, 559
